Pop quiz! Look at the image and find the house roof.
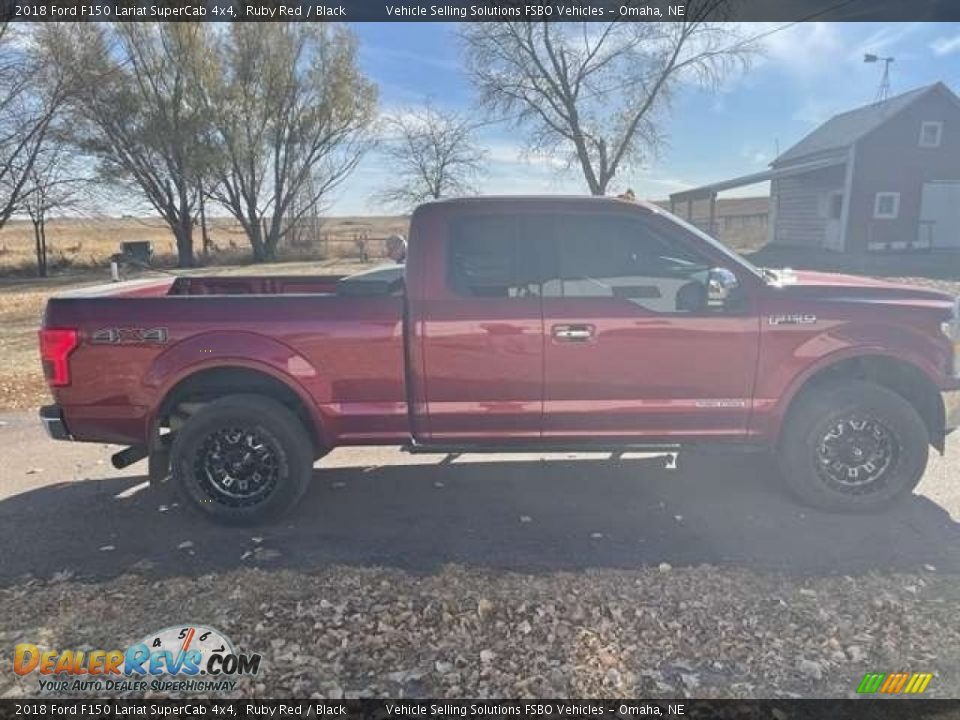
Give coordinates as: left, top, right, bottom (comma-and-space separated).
773, 83, 955, 166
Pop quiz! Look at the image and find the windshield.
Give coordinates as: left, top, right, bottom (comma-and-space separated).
654, 205, 766, 280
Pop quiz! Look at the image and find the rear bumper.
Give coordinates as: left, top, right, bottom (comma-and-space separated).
945, 389, 960, 434
40, 405, 73, 441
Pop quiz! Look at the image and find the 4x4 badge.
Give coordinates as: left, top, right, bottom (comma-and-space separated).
91, 327, 169, 344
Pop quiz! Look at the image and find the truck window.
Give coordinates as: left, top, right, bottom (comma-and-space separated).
542, 214, 711, 314
448, 215, 539, 298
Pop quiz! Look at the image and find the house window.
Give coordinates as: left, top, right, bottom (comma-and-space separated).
919, 121, 943, 148
873, 192, 900, 219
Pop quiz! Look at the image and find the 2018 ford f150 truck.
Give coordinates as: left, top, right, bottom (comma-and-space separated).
39, 196, 960, 524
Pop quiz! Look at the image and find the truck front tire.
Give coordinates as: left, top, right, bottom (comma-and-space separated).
170, 394, 313, 525
779, 380, 929, 512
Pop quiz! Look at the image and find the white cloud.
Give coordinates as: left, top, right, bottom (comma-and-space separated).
757, 22, 922, 80
483, 140, 567, 170
931, 33, 960, 56
361, 43, 460, 74
639, 176, 696, 191
740, 146, 770, 166
792, 98, 836, 127
756, 22, 846, 78
373, 105, 429, 138
852, 23, 923, 59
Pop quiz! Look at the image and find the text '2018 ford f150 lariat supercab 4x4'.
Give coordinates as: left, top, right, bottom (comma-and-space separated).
39, 196, 960, 524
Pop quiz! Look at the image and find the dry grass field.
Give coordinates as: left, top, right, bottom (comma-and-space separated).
0, 214, 410, 274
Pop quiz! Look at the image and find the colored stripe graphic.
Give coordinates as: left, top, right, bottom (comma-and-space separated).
857, 672, 932, 694
879, 673, 899, 693
905, 673, 933, 694
888, 673, 909, 693
857, 673, 885, 693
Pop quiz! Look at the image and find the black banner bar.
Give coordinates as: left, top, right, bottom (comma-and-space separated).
2, 0, 960, 23
1, 700, 959, 719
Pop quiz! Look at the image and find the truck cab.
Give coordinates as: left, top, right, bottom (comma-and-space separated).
406, 197, 763, 444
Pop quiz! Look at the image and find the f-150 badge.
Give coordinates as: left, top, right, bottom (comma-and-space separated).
91, 327, 169, 344
768, 314, 817, 326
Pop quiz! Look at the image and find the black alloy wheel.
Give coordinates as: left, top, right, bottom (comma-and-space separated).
779, 380, 928, 512
813, 415, 900, 494
171, 395, 314, 524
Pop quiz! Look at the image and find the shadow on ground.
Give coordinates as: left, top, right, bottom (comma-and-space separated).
2, 451, 958, 585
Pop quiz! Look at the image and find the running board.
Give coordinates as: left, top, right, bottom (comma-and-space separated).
401, 442, 765, 455
401, 442, 683, 455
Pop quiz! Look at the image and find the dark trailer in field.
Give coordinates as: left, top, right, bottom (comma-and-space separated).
672, 82, 960, 254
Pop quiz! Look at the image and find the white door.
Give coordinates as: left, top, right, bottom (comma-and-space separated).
920, 182, 960, 248
823, 192, 845, 251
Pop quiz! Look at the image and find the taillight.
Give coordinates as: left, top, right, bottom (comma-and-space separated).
39, 328, 79, 387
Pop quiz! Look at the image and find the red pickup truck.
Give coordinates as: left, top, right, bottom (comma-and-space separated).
39, 196, 960, 524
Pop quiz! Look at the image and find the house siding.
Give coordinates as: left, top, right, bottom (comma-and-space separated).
771, 165, 846, 247
846, 89, 960, 252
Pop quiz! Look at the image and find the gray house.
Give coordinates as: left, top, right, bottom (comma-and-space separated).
670, 82, 960, 253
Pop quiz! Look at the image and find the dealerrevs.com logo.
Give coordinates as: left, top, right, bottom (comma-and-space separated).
14, 624, 261, 694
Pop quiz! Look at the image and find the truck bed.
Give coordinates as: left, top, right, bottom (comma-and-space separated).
42, 266, 408, 447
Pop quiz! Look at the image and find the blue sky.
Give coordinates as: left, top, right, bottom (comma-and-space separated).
327, 21, 960, 215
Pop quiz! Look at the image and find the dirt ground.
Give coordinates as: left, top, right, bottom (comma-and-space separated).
4, 564, 959, 699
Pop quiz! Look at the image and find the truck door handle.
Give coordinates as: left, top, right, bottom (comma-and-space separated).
552, 324, 594, 341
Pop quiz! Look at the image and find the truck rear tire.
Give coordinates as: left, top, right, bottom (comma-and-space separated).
170, 394, 314, 525
778, 380, 928, 512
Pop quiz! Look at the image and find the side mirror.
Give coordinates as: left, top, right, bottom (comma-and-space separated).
707, 268, 740, 308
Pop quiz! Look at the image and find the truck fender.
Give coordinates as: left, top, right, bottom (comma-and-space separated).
143, 331, 332, 447
768, 345, 943, 442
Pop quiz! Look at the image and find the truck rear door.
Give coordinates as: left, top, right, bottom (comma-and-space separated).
407, 210, 543, 443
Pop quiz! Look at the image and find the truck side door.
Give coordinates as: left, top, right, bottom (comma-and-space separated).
410, 212, 543, 443
540, 210, 761, 440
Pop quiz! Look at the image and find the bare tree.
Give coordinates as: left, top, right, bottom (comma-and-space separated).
0, 22, 65, 230
460, 8, 755, 195
21, 139, 87, 277
286, 173, 327, 258
376, 105, 486, 209
39, 23, 214, 267
197, 23, 377, 262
